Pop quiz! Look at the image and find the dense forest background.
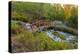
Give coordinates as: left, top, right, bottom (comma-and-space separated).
11, 2, 78, 29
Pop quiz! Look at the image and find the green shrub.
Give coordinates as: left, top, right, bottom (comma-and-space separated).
11, 21, 24, 34
11, 11, 28, 22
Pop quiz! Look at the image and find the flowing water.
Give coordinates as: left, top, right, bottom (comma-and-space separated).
45, 30, 77, 43
12, 20, 78, 45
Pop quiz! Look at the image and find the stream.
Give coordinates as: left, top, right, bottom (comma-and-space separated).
45, 30, 77, 43
11, 20, 78, 45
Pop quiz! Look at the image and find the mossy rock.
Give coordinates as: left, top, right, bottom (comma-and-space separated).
52, 31, 65, 40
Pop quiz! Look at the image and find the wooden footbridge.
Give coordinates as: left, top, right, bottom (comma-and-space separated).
31, 20, 55, 30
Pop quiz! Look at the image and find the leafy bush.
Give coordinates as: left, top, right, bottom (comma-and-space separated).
11, 21, 24, 34
11, 11, 28, 22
